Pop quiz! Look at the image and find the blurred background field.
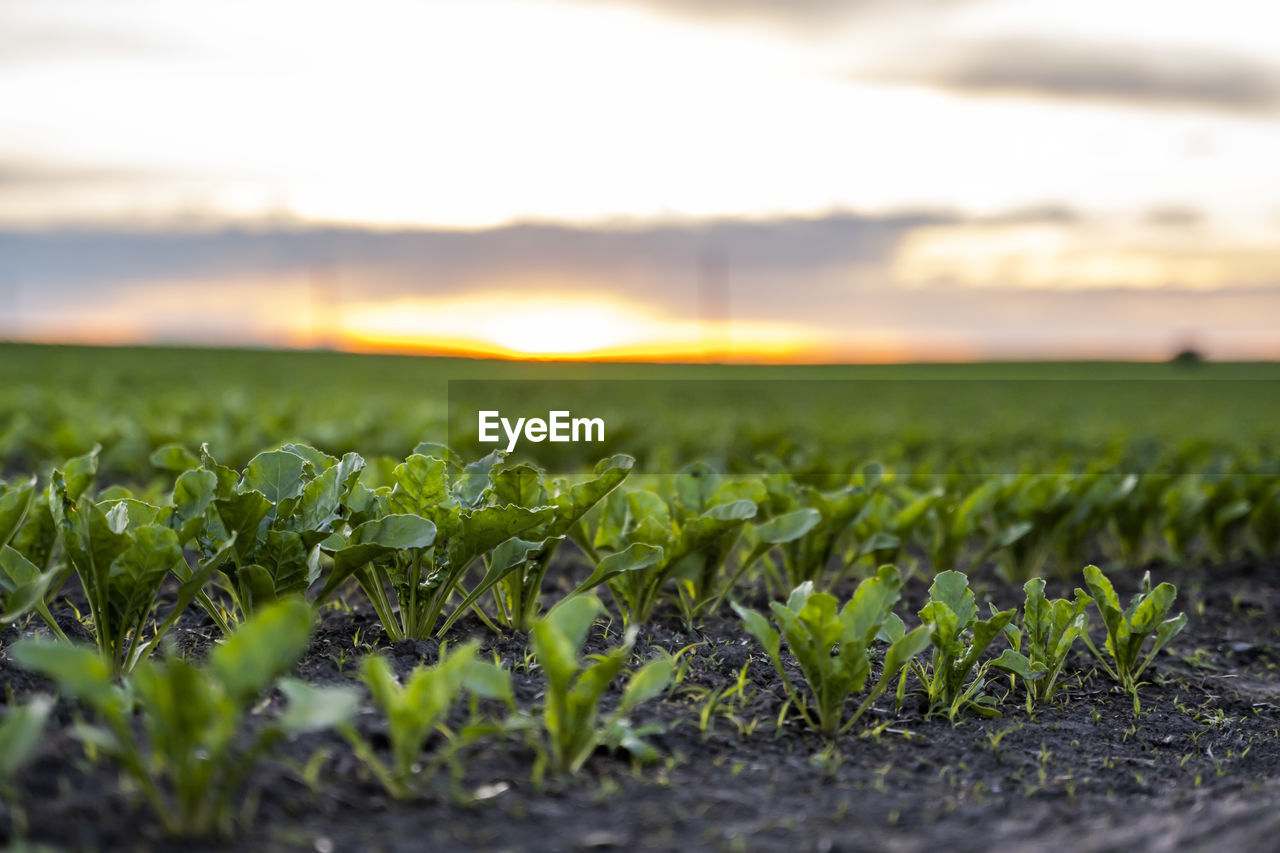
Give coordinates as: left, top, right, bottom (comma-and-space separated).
3, 343, 1276, 483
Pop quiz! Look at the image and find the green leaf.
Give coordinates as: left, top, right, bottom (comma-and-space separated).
733, 601, 782, 664
388, 455, 451, 516
533, 595, 602, 694
568, 542, 664, 598
353, 514, 438, 549
454, 450, 506, 508
619, 654, 675, 714
544, 594, 602, 656
277, 678, 359, 732
1151, 612, 1188, 656
928, 571, 977, 628
0, 546, 54, 624
920, 600, 960, 659
445, 504, 553, 572
210, 597, 314, 704
1083, 564, 1123, 639
238, 565, 278, 609
464, 659, 515, 706
880, 624, 932, 682
280, 443, 336, 472
960, 609, 1016, 675
436, 537, 549, 635
0, 695, 52, 781
213, 489, 272, 562
11, 640, 122, 711
63, 445, 101, 502
149, 444, 199, 473
240, 449, 309, 506
99, 498, 163, 531
876, 612, 906, 644
105, 525, 184, 649
492, 464, 547, 509
51, 480, 131, 617
1130, 582, 1177, 633
294, 452, 365, 535
171, 468, 216, 537
321, 514, 437, 602
254, 529, 312, 597
0, 475, 37, 549
755, 508, 821, 544
675, 462, 718, 515
991, 649, 1046, 680
545, 455, 634, 537
842, 565, 901, 649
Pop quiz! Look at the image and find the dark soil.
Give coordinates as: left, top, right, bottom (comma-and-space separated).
2, 555, 1279, 853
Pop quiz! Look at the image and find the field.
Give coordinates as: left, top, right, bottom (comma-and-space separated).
2, 344, 1279, 851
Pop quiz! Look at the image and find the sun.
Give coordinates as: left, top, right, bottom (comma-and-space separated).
336, 292, 819, 362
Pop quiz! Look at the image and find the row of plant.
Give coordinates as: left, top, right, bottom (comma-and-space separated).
1, 593, 670, 835
2, 553, 1183, 840
2, 347, 1276, 487
0, 444, 1271, 664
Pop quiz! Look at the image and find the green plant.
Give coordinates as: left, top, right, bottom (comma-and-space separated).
48, 468, 238, 673
991, 578, 1091, 706
9, 446, 101, 576
0, 694, 52, 836
919, 477, 1032, 576
448, 454, 634, 633
3, 451, 107, 641
530, 595, 674, 774
0, 695, 51, 785
343, 641, 514, 798
1, 474, 64, 639
701, 507, 821, 616
1080, 564, 1187, 701
180, 443, 378, 630
733, 566, 931, 738
757, 466, 882, 591
584, 482, 756, 623
347, 450, 552, 640
1160, 476, 1210, 564
12, 598, 357, 837
914, 570, 1016, 720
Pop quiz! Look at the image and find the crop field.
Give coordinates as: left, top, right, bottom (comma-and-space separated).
2, 343, 1279, 851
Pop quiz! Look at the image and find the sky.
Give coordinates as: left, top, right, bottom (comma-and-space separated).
1, 0, 1278, 361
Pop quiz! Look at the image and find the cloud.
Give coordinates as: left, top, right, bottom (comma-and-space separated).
865, 37, 1280, 114
0, 19, 172, 68
0, 213, 951, 301
4, 214, 1279, 360
561, 0, 963, 30
1144, 205, 1205, 228
0, 161, 149, 189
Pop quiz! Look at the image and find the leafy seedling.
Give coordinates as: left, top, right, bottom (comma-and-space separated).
914, 570, 1016, 720
344, 450, 552, 640
343, 641, 514, 798
1080, 564, 1187, 707
180, 443, 372, 629
585, 482, 757, 624
48, 468, 237, 673
447, 454, 634, 633
12, 598, 357, 837
1, 474, 65, 638
530, 595, 674, 774
733, 565, 932, 738
990, 578, 1091, 707
0, 694, 52, 837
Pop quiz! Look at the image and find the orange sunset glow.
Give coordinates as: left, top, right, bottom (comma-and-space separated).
335, 296, 823, 362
